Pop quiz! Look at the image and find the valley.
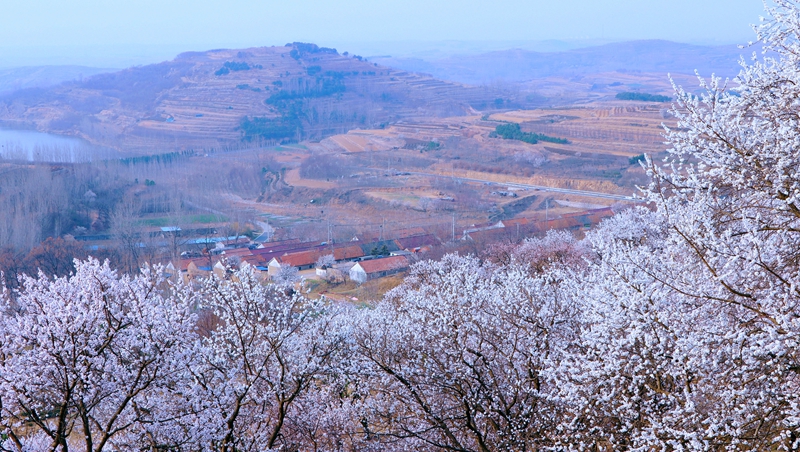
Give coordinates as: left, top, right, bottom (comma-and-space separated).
0, 40, 699, 290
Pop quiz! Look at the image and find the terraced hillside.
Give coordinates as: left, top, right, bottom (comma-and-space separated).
0, 43, 500, 154
310, 100, 677, 206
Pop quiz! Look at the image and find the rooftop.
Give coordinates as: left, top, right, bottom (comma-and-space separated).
355, 255, 409, 274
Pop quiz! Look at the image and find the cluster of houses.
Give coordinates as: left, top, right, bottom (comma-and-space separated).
177, 207, 615, 285
179, 229, 439, 284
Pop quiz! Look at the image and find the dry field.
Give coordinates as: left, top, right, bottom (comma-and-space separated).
311, 99, 673, 192
89, 97, 666, 244
208, 99, 669, 240
490, 103, 674, 158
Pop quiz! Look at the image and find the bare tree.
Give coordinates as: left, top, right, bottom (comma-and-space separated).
111, 195, 144, 273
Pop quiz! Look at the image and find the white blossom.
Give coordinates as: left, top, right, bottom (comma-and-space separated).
0, 259, 199, 451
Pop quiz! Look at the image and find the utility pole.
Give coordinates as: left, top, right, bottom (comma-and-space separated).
380, 217, 385, 241
452, 213, 456, 242
327, 220, 332, 244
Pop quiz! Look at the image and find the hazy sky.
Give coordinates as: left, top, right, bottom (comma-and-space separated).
0, 0, 769, 67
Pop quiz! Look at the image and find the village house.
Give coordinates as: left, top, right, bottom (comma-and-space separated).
394, 233, 439, 252
181, 258, 214, 282
268, 243, 366, 278
349, 255, 409, 284
331, 244, 365, 261
251, 240, 328, 266
267, 250, 318, 276
462, 220, 505, 238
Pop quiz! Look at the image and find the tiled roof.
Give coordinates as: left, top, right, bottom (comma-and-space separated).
274, 244, 366, 268
276, 250, 319, 267
333, 245, 364, 261
222, 248, 254, 257
395, 234, 439, 250
355, 255, 409, 274
255, 243, 328, 264
501, 217, 532, 227
241, 255, 265, 266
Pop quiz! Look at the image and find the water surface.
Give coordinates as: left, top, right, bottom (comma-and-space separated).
0, 128, 108, 162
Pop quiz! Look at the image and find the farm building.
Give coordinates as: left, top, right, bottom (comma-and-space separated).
394, 233, 439, 252
462, 220, 505, 237
268, 244, 366, 277
332, 244, 365, 261
349, 255, 409, 284
268, 251, 318, 276
181, 258, 214, 282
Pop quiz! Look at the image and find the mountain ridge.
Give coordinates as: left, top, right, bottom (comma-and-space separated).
369, 39, 749, 85
0, 43, 501, 154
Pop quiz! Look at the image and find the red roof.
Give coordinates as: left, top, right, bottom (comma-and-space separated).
275, 244, 366, 268
241, 255, 265, 266
501, 217, 532, 227
275, 250, 319, 267
355, 256, 409, 274
501, 217, 542, 236
333, 245, 364, 261
395, 234, 439, 250
542, 217, 582, 230
255, 243, 328, 263
222, 248, 254, 257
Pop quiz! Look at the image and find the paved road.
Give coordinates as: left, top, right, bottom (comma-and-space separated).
407, 171, 637, 202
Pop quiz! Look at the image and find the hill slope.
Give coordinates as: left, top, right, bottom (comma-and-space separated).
370, 40, 747, 85
0, 43, 500, 154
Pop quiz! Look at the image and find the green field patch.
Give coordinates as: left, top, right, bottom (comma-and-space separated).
140, 214, 227, 227
491, 123, 568, 145
274, 144, 308, 152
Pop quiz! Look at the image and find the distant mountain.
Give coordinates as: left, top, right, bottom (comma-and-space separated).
348, 38, 619, 61
0, 65, 114, 95
0, 44, 500, 153
369, 40, 749, 85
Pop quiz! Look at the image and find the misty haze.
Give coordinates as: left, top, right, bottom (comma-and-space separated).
1, 1, 799, 451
